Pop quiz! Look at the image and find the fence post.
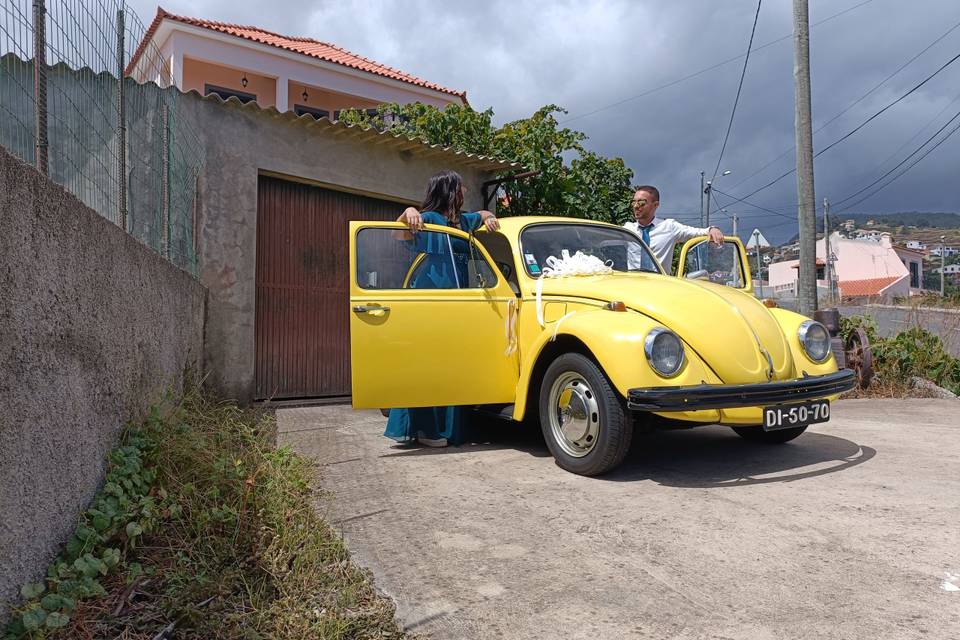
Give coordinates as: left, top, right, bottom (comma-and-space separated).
116, 8, 127, 230
161, 104, 170, 260
32, 0, 48, 174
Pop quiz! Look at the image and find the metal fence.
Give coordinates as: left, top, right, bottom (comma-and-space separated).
0, 0, 203, 273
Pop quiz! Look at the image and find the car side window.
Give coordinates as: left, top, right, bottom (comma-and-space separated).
682, 241, 745, 288
356, 227, 497, 290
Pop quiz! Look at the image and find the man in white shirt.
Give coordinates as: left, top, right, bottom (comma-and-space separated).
623, 185, 725, 275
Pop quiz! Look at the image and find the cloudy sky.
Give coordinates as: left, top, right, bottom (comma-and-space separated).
127, 0, 960, 243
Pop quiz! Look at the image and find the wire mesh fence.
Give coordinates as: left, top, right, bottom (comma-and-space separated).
0, 0, 203, 273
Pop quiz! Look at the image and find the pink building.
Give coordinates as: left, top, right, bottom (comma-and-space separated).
768, 232, 918, 302
127, 8, 467, 117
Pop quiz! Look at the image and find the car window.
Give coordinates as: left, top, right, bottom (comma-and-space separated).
476, 231, 521, 295
519, 223, 660, 276
682, 240, 745, 288
356, 227, 498, 290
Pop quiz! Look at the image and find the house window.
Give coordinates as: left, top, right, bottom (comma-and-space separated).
294, 104, 329, 119
909, 261, 920, 288
204, 83, 256, 104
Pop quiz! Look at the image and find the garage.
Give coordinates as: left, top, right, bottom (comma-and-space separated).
254, 175, 403, 399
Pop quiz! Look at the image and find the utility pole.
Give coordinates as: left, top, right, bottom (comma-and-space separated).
732, 214, 739, 238
753, 229, 763, 297
700, 171, 705, 227
942, 235, 947, 296
704, 180, 712, 227
794, 0, 817, 316
823, 197, 831, 305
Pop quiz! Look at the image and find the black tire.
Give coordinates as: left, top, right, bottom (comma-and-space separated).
732, 425, 807, 443
539, 353, 632, 476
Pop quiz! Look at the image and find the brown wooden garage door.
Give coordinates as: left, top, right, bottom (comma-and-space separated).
255, 175, 403, 400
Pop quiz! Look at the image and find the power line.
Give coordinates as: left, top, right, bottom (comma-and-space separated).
729, 16, 960, 191
832, 105, 960, 207
712, 187, 797, 220
835, 113, 960, 213
871, 91, 960, 174
559, 0, 875, 125
712, 0, 762, 182
732, 49, 960, 202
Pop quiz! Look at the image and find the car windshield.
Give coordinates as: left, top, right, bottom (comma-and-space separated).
519, 223, 660, 276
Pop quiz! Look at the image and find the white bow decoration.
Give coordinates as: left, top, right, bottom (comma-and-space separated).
535, 250, 613, 329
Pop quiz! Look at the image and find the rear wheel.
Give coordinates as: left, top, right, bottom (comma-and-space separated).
733, 425, 807, 443
539, 353, 632, 476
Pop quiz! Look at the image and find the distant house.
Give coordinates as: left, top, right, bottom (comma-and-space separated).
929, 246, 959, 258
768, 232, 915, 302
892, 244, 926, 293
905, 240, 926, 250
127, 8, 467, 117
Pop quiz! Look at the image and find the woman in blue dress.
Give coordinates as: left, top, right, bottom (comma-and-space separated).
384, 170, 500, 447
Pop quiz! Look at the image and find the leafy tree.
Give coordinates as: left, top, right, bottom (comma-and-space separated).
338, 103, 634, 223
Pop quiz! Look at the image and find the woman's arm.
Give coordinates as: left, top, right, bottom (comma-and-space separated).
392, 207, 424, 241
477, 209, 500, 232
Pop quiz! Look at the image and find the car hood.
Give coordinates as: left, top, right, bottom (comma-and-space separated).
534, 273, 795, 384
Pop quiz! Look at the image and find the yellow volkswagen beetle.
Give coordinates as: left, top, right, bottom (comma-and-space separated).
350, 217, 854, 476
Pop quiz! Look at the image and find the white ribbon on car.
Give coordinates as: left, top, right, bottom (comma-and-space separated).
535, 250, 614, 333
504, 298, 518, 356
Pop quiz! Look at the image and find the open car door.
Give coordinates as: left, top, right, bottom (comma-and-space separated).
349, 221, 519, 409
676, 236, 753, 293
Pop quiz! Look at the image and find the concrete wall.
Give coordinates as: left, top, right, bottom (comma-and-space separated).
182, 92, 496, 403
0, 148, 206, 621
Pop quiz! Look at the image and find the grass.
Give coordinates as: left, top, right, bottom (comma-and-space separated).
6, 390, 407, 640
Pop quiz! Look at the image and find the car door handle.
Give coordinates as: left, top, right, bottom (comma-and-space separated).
353, 305, 390, 316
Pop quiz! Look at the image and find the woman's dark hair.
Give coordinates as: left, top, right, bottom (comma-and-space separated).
420, 170, 464, 222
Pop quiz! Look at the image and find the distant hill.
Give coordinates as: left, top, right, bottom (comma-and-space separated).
783, 211, 960, 245
837, 212, 960, 229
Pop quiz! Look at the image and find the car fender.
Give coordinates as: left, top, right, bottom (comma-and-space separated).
512, 309, 718, 421
767, 308, 839, 376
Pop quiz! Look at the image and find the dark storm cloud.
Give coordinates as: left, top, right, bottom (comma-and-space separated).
126, 0, 960, 243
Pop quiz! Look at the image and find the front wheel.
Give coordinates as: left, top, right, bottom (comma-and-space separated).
732, 425, 807, 443
539, 353, 632, 476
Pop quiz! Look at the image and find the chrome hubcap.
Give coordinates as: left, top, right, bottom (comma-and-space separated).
548, 372, 600, 458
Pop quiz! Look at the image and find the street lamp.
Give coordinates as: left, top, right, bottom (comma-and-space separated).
703, 170, 732, 227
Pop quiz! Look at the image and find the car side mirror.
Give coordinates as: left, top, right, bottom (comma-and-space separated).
496, 261, 513, 279
686, 269, 708, 280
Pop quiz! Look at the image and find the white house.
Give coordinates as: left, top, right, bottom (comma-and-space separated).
768, 232, 915, 302
905, 240, 926, 250
930, 246, 959, 258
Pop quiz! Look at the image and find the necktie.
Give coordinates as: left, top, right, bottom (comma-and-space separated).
639, 223, 653, 247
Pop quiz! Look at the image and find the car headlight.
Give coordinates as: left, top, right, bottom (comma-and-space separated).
644, 328, 685, 377
798, 320, 831, 363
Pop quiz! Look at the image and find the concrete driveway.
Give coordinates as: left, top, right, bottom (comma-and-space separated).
277, 400, 960, 640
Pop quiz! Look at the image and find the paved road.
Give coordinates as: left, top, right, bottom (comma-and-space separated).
278, 400, 960, 640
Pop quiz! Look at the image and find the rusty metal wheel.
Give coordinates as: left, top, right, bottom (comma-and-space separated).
845, 327, 874, 389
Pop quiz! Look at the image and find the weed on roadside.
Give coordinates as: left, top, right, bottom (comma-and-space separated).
5, 391, 407, 640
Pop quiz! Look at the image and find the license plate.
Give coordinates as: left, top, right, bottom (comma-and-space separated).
763, 400, 830, 431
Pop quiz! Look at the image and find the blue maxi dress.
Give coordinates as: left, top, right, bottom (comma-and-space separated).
384, 211, 482, 445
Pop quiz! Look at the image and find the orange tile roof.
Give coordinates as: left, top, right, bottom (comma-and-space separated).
128, 8, 467, 102
839, 276, 903, 297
